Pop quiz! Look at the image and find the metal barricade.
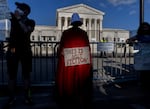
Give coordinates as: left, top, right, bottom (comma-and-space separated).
0, 41, 137, 86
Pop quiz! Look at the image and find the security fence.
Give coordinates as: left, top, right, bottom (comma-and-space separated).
0, 41, 137, 87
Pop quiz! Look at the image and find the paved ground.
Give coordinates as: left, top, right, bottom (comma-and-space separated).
0, 81, 150, 109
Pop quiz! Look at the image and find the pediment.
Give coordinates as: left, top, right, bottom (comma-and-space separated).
57, 4, 105, 15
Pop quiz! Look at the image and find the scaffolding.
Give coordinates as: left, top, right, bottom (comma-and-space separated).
0, 0, 10, 20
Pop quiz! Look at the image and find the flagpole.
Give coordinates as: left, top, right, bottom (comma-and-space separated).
140, 0, 144, 25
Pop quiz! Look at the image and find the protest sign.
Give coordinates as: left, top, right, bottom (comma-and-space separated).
64, 46, 90, 66
97, 42, 114, 52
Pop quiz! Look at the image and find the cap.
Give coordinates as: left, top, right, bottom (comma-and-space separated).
71, 13, 83, 26
15, 2, 31, 15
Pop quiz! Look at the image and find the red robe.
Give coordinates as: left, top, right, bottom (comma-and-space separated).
56, 27, 92, 98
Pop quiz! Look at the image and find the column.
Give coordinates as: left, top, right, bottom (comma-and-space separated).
83, 18, 86, 30
94, 19, 97, 39
57, 17, 62, 41
88, 18, 91, 41
64, 17, 68, 29
97, 19, 100, 41
58, 17, 62, 30
99, 19, 102, 30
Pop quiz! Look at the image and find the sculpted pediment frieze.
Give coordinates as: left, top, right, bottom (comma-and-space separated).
57, 4, 104, 15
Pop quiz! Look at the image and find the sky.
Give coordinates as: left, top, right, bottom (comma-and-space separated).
7, 0, 150, 31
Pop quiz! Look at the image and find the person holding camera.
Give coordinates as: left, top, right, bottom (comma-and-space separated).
6, 2, 35, 106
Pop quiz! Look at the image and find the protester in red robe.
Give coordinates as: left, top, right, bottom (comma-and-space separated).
55, 13, 93, 109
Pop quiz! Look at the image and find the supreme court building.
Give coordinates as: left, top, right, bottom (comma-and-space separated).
31, 4, 129, 43
0, 4, 130, 55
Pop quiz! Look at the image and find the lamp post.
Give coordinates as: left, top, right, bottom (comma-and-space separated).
140, 0, 144, 25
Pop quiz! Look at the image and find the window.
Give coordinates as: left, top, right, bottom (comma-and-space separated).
38, 36, 40, 41
32, 35, 34, 41
42, 36, 45, 41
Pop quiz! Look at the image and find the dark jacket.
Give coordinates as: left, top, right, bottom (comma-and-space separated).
8, 13, 35, 53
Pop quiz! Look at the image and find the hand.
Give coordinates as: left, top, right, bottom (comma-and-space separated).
10, 48, 16, 53
14, 10, 22, 20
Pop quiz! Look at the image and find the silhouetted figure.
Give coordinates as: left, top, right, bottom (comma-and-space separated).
126, 22, 150, 90
100, 37, 107, 57
6, 2, 35, 107
55, 13, 93, 109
